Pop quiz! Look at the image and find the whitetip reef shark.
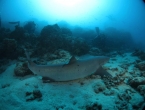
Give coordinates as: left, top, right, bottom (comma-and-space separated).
24, 49, 111, 82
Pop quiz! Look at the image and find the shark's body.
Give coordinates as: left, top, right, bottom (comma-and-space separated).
24, 49, 110, 81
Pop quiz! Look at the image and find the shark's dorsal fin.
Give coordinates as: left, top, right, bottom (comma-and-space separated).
68, 56, 77, 64
94, 66, 112, 78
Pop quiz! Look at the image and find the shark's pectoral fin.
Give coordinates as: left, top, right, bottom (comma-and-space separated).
42, 76, 56, 83
94, 66, 112, 78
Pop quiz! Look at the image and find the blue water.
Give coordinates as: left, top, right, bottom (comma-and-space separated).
1, 0, 145, 46
0, 0, 145, 110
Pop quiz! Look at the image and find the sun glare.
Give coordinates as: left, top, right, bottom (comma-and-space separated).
56, 0, 82, 8
33, 0, 100, 22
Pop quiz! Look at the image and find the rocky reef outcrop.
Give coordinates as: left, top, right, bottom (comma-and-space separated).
24, 21, 36, 34
129, 77, 145, 89
135, 61, 145, 71
92, 27, 135, 52
132, 49, 145, 60
0, 38, 21, 59
86, 102, 102, 110
129, 77, 145, 99
34, 24, 90, 56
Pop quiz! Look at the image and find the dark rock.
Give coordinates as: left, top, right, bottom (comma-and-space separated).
135, 61, 145, 71
14, 62, 33, 77
33, 90, 42, 99
86, 102, 102, 110
93, 82, 106, 93
26, 92, 32, 96
129, 77, 145, 89
26, 89, 42, 102
1, 83, 10, 88
137, 85, 145, 97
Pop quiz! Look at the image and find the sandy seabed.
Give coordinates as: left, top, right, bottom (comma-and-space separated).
0, 53, 145, 110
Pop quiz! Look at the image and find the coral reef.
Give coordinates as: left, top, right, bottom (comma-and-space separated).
0, 38, 21, 59
24, 21, 36, 34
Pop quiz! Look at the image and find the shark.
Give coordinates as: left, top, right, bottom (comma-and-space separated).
24, 49, 111, 82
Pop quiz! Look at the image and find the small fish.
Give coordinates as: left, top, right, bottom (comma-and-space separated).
24, 49, 111, 82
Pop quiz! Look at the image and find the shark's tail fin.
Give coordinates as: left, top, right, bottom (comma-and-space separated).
23, 48, 31, 61
23, 48, 37, 66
